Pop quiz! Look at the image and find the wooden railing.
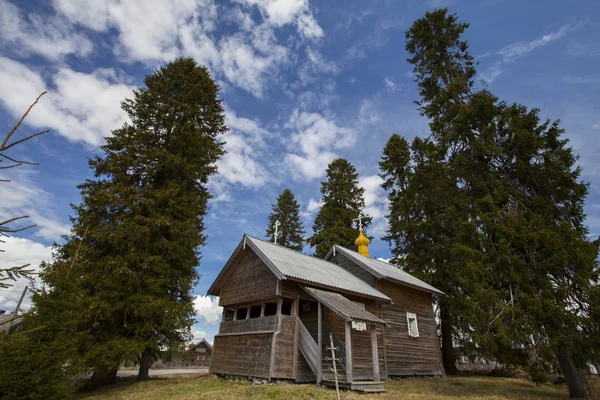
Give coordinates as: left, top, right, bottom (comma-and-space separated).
218, 315, 278, 335
298, 318, 320, 378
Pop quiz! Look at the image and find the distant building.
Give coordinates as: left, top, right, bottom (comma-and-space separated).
186, 339, 213, 368
207, 231, 444, 393
0, 310, 23, 334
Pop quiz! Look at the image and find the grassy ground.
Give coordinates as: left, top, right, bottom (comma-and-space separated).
75, 374, 600, 400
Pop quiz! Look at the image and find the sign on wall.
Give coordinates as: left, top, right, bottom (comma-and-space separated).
352, 321, 367, 331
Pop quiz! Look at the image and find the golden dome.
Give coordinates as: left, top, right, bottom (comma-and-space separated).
355, 230, 370, 257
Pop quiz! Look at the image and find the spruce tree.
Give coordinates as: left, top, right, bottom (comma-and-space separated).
308, 158, 371, 258
395, 9, 600, 395
265, 188, 305, 251
32, 58, 226, 388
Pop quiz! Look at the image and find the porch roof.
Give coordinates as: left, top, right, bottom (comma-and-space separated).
302, 286, 387, 325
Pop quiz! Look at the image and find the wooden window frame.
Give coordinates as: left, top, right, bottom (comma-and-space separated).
406, 311, 419, 338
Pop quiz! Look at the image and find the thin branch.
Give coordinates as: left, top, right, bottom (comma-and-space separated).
0, 224, 37, 233
1, 129, 50, 152
1, 91, 47, 149
0, 163, 22, 169
0, 153, 39, 165
0, 216, 29, 226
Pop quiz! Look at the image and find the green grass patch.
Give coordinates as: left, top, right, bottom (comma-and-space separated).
73, 374, 598, 400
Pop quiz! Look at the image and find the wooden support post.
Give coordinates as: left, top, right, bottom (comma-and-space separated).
371, 325, 380, 382
317, 302, 322, 383
345, 321, 353, 383
292, 296, 299, 380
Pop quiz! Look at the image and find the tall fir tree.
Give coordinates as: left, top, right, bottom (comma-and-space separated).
31, 58, 226, 388
308, 158, 371, 258
265, 188, 305, 251
393, 9, 600, 396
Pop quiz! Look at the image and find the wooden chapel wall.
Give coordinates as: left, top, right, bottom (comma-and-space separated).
379, 280, 443, 376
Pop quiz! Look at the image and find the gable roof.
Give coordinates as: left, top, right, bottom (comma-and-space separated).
207, 235, 390, 301
327, 245, 444, 295
302, 286, 387, 325
190, 338, 212, 352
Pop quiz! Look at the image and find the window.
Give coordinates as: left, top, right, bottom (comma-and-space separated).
236, 307, 248, 320
264, 302, 278, 316
406, 312, 419, 338
224, 308, 235, 322
195, 348, 206, 353
281, 300, 293, 316
249, 305, 262, 319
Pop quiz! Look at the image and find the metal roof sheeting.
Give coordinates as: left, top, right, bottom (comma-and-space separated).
333, 245, 445, 295
246, 236, 390, 301
302, 286, 387, 325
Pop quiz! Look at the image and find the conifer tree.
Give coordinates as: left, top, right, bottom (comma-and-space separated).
265, 188, 305, 251
308, 158, 371, 258
393, 9, 600, 396
32, 58, 226, 388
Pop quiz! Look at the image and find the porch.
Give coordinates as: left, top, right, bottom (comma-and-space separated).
296, 286, 387, 393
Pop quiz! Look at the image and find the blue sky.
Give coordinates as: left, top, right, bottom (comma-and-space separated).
0, 0, 599, 343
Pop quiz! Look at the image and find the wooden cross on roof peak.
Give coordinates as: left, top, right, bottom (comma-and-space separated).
355, 212, 365, 232
274, 220, 281, 244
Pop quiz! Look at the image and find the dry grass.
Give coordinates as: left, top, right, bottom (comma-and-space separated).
73, 374, 600, 400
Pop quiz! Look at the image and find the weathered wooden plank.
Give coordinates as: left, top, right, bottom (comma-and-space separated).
379, 281, 444, 375
317, 302, 322, 383
345, 321, 353, 383
219, 250, 278, 306
371, 325, 380, 382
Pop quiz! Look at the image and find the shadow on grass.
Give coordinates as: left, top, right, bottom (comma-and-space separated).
72, 375, 173, 399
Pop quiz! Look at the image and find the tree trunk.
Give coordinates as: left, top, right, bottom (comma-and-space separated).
441, 305, 457, 375
138, 348, 152, 381
107, 362, 120, 384
557, 345, 596, 399
83, 368, 109, 391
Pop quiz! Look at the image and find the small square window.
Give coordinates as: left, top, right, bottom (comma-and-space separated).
249, 305, 262, 319
301, 301, 311, 313
406, 312, 419, 338
281, 300, 293, 316
224, 308, 235, 322
236, 307, 248, 320
264, 302, 278, 316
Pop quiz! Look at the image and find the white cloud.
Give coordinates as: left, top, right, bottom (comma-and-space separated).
0, 57, 135, 147
284, 110, 356, 180
0, 0, 93, 61
300, 198, 322, 220
50, 0, 322, 97
0, 170, 70, 242
208, 106, 272, 200
0, 237, 53, 311
239, 0, 323, 39
193, 295, 222, 325
359, 175, 388, 238
384, 77, 399, 92
480, 23, 581, 83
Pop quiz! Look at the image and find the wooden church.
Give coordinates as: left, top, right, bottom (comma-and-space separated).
207, 230, 444, 392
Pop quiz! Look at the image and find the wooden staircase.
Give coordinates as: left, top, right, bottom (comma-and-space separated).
297, 318, 386, 393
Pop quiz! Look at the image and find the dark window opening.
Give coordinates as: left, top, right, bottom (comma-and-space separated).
281, 300, 293, 316
300, 300, 311, 313
264, 302, 278, 316
224, 308, 235, 322
236, 307, 248, 320
249, 305, 262, 319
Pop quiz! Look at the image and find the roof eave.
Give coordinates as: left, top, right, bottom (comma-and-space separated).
290, 276, 390, 302
383, 276, 446, 296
